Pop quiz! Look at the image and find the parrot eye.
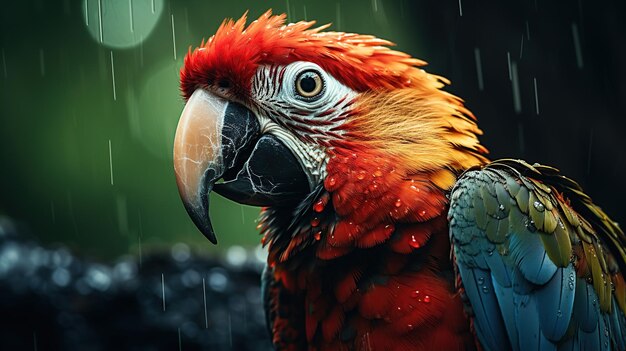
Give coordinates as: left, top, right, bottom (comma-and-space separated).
295, 70, 324, 99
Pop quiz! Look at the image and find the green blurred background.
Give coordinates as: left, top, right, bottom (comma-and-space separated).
0, 0, 416, 260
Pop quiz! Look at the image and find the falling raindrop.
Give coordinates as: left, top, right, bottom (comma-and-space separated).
474, 48, 484, 91
84, 0, 89, 25
533, 77, 539, 115
161, 273, 166, 311
129, 0, 134, 32
507, 52, 512, 81
458, 0, 463, 16
526, 21, 531, 40
97, 0, 103, 43
110, 51, 116, 100
511, 62, 521, 114
372, 0, 378, 12
108, 139, 114, 185
202, 278, 209, 328
171, 14, 177, 60
303, 5, 308, 20
519, 35, 524, 59
178, 327, 182, 351
572, 23, 584, 69
33, 332, 38, 351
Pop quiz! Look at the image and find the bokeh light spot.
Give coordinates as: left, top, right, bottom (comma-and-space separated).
83, 0, 163, 49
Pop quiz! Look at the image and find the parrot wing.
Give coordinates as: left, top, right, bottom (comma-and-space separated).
448, 159, 626, 351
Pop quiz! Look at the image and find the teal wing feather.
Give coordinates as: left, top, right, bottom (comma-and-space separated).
449, 159, 626, 351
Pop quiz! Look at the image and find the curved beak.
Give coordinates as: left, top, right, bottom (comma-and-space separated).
173, 89, 310, 244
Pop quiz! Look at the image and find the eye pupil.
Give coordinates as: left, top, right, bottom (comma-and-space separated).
296, 70, 323, 98
300, 76, 316, 93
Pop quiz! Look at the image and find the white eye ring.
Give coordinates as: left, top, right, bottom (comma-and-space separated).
295, 70, 324, 99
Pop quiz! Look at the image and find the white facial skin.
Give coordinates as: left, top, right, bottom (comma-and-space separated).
247, 61, 357, 188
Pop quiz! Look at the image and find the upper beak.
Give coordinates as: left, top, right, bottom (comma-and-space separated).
173, 89, 310, 244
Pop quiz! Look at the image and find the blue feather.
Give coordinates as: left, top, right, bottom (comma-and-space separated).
573, 279, 599, 332
514, 295, 541, 350
492, 276, 519, 350
484, 251, 512, 287
509, 232, 557, 285
457, 266, 509, 351
535, 265, 576, 341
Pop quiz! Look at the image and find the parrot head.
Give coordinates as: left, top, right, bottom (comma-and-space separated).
174, 11, 488, 252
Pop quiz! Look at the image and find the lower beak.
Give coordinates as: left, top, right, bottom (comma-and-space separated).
173, 89, 310, 244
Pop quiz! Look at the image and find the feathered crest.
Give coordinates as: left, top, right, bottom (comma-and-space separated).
180, 10, 445, 100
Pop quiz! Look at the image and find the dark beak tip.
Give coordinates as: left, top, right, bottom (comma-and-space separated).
184, 202, 218, 245
195, 216, 218, 245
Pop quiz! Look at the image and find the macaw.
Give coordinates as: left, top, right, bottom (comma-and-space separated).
172, 11, 626, 350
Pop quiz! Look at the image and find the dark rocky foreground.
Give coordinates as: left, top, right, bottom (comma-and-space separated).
0, 217, 272, 351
